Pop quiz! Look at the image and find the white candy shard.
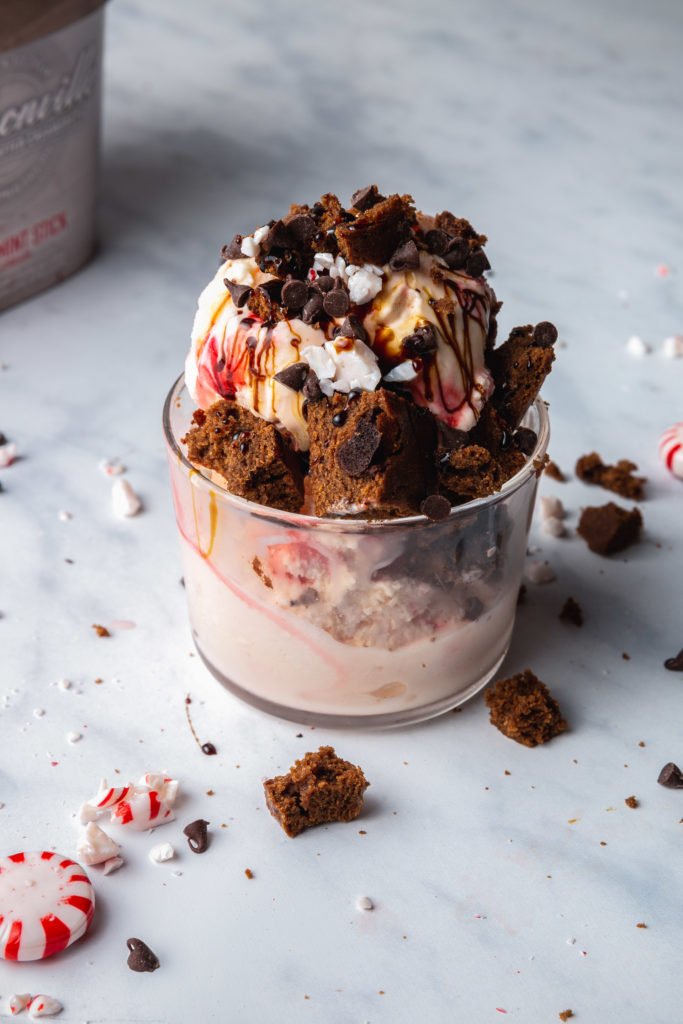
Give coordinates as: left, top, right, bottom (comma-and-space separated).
149, 842, 175, 863
78, 803, 99, 825
67, 732, 82, 744
301, 339, 381, 396
383, 360, 418, 383
626, 335, 650, 356
138, 773, 179, 806
58, 510, 72, 521
90, 779, 133, 810
99, 458, 125, 476
356, 896, 374, 911
76, 822, 120, 866
111, 790, 175, 831
27, 995, 62, 1018
542, 516, 566, 537
347, 266, 383, 305
102, 856, 124, 875
112, 479, 142, 517
240, 235, 259, 258
57, 678, 72, 690
526, 561, 557, 584
662, 334, 683, 359
9, 993, 32, 1014
539, 495, 565, 520
0, 442, 17, 467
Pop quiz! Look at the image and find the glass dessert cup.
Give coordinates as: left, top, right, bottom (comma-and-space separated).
164, 375, 549, 728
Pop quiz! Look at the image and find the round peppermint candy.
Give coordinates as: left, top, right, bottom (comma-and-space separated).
0, 851, 95, 961
659, 423, 683, 480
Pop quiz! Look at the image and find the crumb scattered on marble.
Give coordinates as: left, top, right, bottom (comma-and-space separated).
67, 732, 82, 744
558, 1011, 574, 1022
33, 708, 45, 717
625, 795, 639, 808
244, 868, 254, 879
92, 624, 111, 638
636, 922, 647, 928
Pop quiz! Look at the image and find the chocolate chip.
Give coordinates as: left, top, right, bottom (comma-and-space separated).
274, 362, 310, 392
221, 235, 244, 260
332, 411, 347, 427
223, 279, 252, 308
183, 818, 210, 854
425, 229, 452, 256
201, 742, 218, 756
263, 219, 294, 252
333, 314, 368, 343
401, 323, 437, 358
443, 237, 469, 270
389, 239, 420, 272
350, 185, 384, 211
465, 249, 490, 277
313, 274, 334, 293
534, 321, 558, 347
286, 213, 317, 243
664, 649, 683, 671
657, 762, 683, 788
0, 432, 7, 446
126, 938, 160, 973
281, 277, 308, 310
323, 280, 350, 318
257, 279, 283, 301
303, 369, 324, 402
514, 427, 537, 455
336, 418, 381, 476
302, 290, 324, 324
420, 494, 451, 521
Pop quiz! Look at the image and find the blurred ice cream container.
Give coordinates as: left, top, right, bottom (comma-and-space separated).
0, 0, 106, 311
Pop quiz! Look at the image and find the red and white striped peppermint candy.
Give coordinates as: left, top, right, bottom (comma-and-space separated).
659, 423, 683, 479
111, 791, 175, 830
0, 851, 95, 961
91, 779, 133, 810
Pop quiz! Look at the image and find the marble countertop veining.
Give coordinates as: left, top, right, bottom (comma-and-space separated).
1, 1, 682, 1021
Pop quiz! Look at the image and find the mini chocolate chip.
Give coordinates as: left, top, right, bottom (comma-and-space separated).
303, 369, 323, 402
657, 762, 683, 788
302, 291, 324, 324
336, 419, 381, 476
350, 185, 384, 211
126, 938, 160, 973
443, 237, 469, 270
263, 219, 294, 252
183, 818, 210, 854
425, 229, 452, 256
389, 238, 420, 272
332, 411, 347, 427
0, 432, 6, 445
514, 427, 538, 455
223, 279, 252, 308
313, 274, 334, 293
465, 249, 490, 277
274, 362, 310, 392
221, 235, 244, 260
333, 314, 368, 343
257, 279, 283, 301
323, 280, 350, 318
420, 494, 451, 521
201, 742, 217, 755
401, 323, 437, 358
664, 649, 683, 671
534, 321, 558, 347
286, 213, 317, 243
281, 278, 308, 310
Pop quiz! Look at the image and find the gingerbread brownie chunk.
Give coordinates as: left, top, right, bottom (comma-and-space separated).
263, 746, 370, 838
485, 669, 568, 746
336, 193, 414, 267
575, 452, 646, 500
487, 323, 556, 429
306, 388, 436, 517
577, 502, 643, 555
182, 400, 304, 512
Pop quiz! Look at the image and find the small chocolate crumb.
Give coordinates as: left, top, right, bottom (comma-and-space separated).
221, 235, 244, 260
636, 922, 647, 928
558, 1012, 574, 1022
224, 279, 252, 308
559, 597, 583, 627
389, 238, 420, 272
443, 237, 469, 270
274, 362, 309, 392
514, 427, 537, 455
244, 868, 254, 879
350, 185, 384, 211
201, 742, 217, 756
657, 762, 683, 788
303, 369, 324, 403
336, 419, 381, 477
420, 494, 451, 521
534, 321, 558, 347
625, 795, 639, 808
545, 460, 565, 482
622, 652, 631, 660
425, 229, 452, 256
126, 937, 160, 973
664, 649, 683, 671
464, 248, 490, 277
183, 818, 210, 853
401, 323, 437, 358
92, 624, 111, 638
302, 290, 324, 324
517, 584, 527, 605
334, 314, 368, 343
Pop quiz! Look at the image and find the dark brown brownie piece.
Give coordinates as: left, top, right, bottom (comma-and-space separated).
575, 452, 646, 500
438, 444, 503, 503
306, 388, 436, 517
263, 746, 369, 838
559, 597, 583, 627
181, 400, 304, 512
577, 502, 643, 555
485, 669, 567, 746
487, 323, 556, 429
336, 193, 414, 267
544, 459, 565, 482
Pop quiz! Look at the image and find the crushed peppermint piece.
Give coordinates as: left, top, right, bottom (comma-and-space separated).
57, 678, 72, 690
0, 441, 17, 467
655, 263, 671, 277
347, 266, 383, 304
76, 822, 121, 865
102, 856, 124, 875
112, 479, 142, 517
626, 335, 650, 356
58, 510, 72, 521
542, 516, 566, 537
356, 896, 374, 911
27, 995, 63, 1018
539, 495, 565, 520
9, 993, 32, 1014
99, 458, 125, 476
525, 561, 556, 584
67, 732, 82, 744
383, 360, 419, 383
149, 842, 175, 863
33, 708, 45, 718
301, 339, 381, 396
662, 334, 683, 358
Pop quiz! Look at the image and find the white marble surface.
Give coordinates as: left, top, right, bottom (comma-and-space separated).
1, 0, 682, 1021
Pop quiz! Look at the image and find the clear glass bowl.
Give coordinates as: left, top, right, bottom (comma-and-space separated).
163, 375, 549, 728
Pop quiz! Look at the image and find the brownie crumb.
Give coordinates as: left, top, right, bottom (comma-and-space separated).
577, 502, 642, 555
664, 649, 683, 671
252, 556, 273, 589
484, 669, 567, 746
575, 452, 646, 500
558, 1012, 574, 1022
559, 597, 583, 627
92, 624, 111, 638
263, 746, 369, 837
517, 584, 527, 605
625, 795, 639, 808
636, 922, 647, 928
545, 460, 565, 482
657, 762, 683, 788
244, 868, 254, 879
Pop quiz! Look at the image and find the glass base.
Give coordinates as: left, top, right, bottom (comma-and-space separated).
195, 641, 510, 730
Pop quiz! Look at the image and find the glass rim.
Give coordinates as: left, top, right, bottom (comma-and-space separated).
163, 372, 550, 532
